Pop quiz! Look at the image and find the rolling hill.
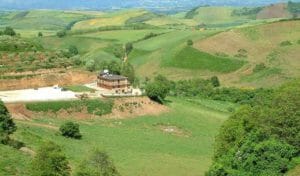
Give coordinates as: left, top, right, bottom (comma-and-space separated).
194, 20, 300, 87
72, 9, 148, 30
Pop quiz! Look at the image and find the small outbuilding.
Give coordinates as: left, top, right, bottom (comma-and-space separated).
97, 70, 130, 93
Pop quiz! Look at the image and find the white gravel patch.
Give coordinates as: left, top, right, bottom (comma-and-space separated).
0, 87, 78, 103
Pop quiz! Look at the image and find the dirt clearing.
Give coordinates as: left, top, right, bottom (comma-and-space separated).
0, 70, 96, 91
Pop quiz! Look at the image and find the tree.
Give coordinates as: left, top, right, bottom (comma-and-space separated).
121, 62, 135, 84
57, 30, 67, 38
38, 32, 43, 37
0, 100, 16, 143
187, 39, 193, 46
68, 45, 79, 56
207, 80, 300, 175
59, 122, 82, 139
31, 142, 71, 176
145, 75, 171, 103
125, 42, 133, 55
72, 55, 82, 66
3, 27, 16, 36
86, 59, 95, 72
108, 61, 121, 75
76, 150, 120, 176
210, 76, 220, 87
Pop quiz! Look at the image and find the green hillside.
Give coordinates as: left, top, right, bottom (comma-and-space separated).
1, 98, 231, 176
195, 20, 300, 87
72, 9, 148, 30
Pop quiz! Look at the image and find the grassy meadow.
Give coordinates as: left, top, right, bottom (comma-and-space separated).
2, 97, 232, 176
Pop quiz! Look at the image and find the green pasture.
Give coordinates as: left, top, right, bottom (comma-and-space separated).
3, 97, 231, 176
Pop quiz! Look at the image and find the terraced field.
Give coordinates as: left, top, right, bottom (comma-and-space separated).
72, 9, 147, 30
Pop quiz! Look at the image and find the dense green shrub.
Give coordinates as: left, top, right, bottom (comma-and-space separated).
207, 80, 300, 175
38, 32, 43, 37
25, 99, 113, 116
59, 122, 82, 139
210, 76, 220, 87
171, 78, 273, 105
280, 40, 293, 46
231, 7, 263, 16
288, 1, 300, 15
68, 45, 79, 56
6, 138, 25, 149
31, 142, 70, 176
125, 42, 133, 55
3, 27, 16, 36
76, 150, 120, 176
0, 100, 16, 143
57, 30, 67, 38
187, 39, 193, 46
85, 59, 96, 72
146, 75, 171, 103
253, 63, 267, 72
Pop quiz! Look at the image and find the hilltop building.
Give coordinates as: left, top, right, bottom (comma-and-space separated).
97, 70, 130, 93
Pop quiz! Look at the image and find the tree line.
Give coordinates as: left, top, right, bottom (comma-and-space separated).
206, 80, 300, 175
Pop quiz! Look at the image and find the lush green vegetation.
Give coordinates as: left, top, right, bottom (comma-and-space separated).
76, 150, 120, 176
231, 7, 263, 17
146, 75, 171, 103
0, 100, 17, 145
31, 142, 71, 176
63, 85, 95, 92
0, 35, 43, 52
288, 1, 300, 15
25, 99, 113, 116
168, 46, 245, 73
1, 97, 230, 176
207, 80, 300, 175
59, 122, 82, 139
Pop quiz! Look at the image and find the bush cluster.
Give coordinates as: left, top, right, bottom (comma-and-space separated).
26, 99, 113, 116
59, 122, 82, 139
170, 77, 272, 105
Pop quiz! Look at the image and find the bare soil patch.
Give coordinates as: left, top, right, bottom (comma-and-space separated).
0, 70, 96, 91
6, 103, 33, 120
157, 124, 190, 137
106, 97, 169, 119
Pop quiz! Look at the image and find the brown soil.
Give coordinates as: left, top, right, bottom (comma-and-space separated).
257, 3, 292, 19
105, 97, 169, 119
0, 69, 96, 91
6, 97, 169, 120
6, 103, 33, 120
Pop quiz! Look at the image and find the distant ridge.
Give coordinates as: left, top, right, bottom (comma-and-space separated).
0, 0, 300, 11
